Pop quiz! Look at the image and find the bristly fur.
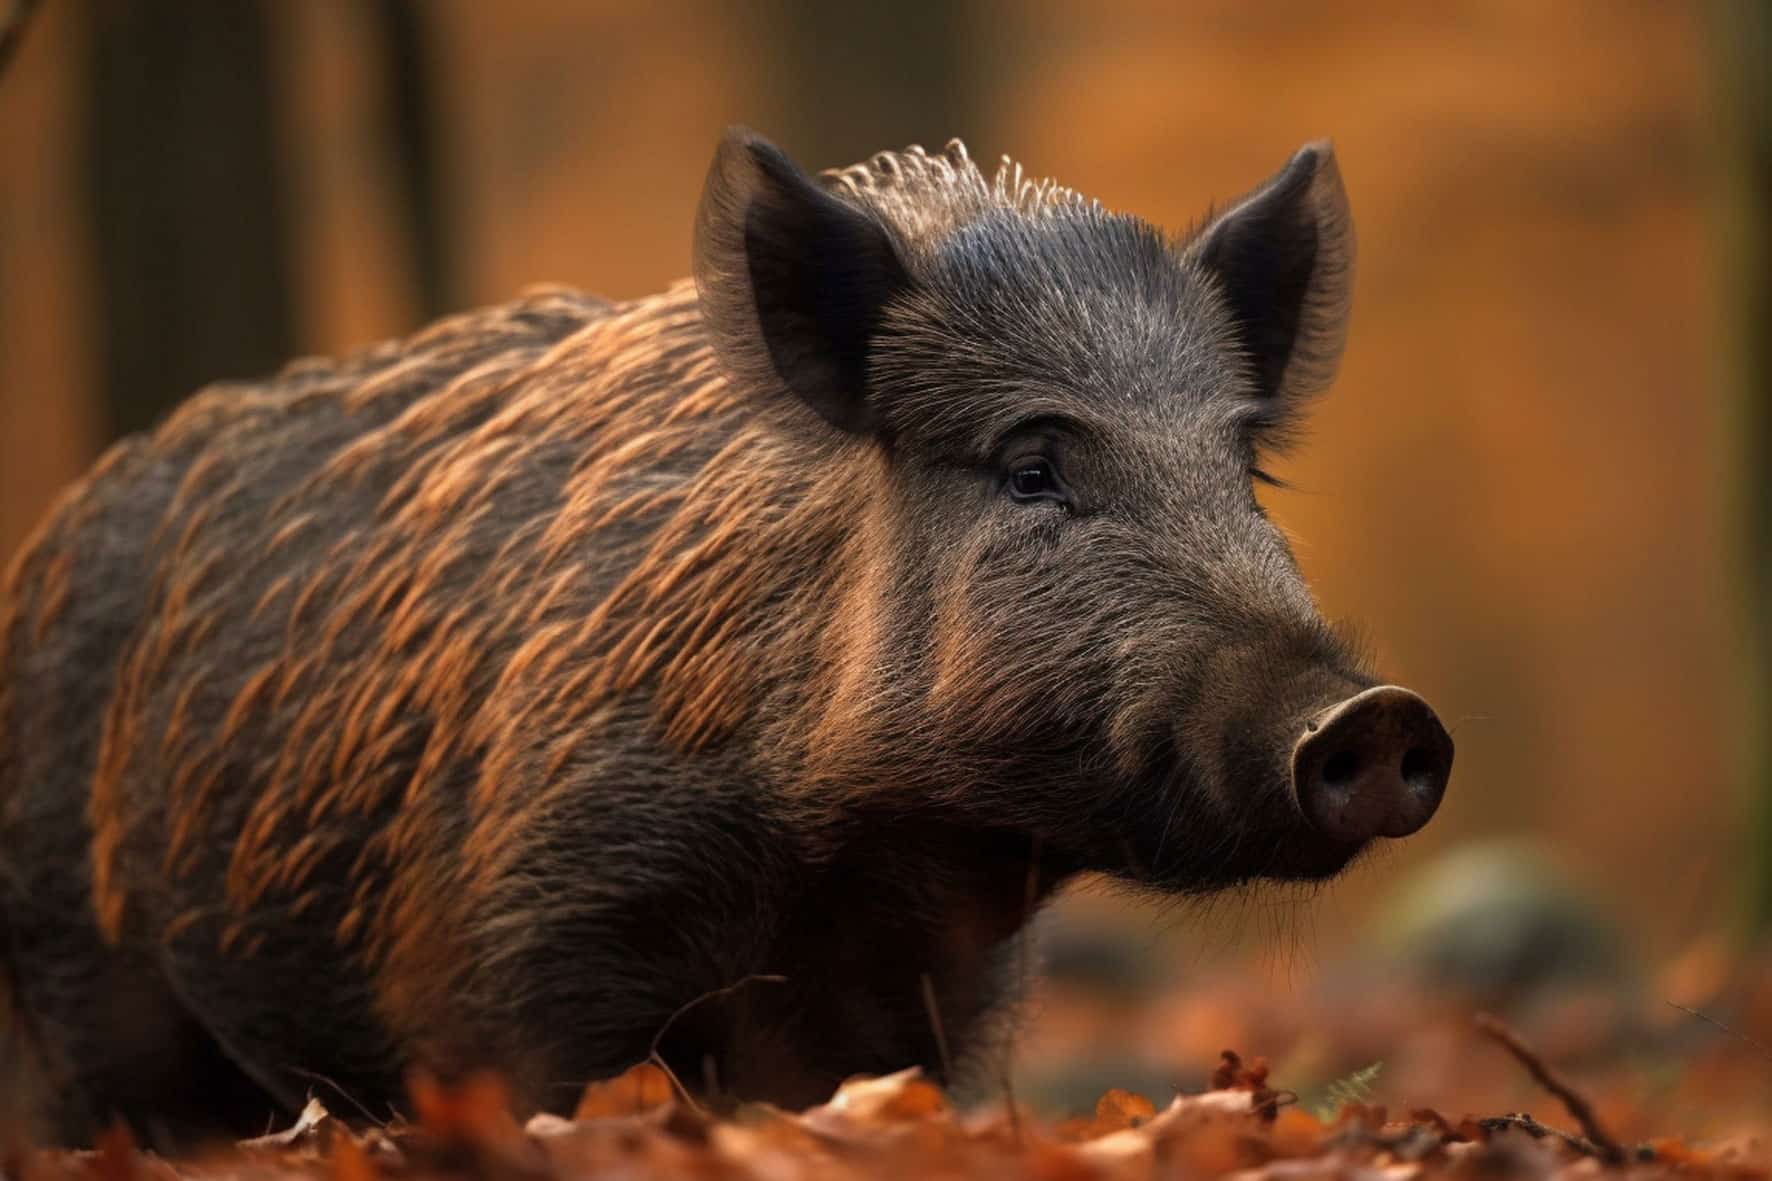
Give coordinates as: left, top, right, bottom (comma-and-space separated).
819, 139, 1099, 253
0, 128, 1408, 1148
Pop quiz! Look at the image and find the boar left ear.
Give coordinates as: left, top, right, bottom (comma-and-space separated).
693, 126, 910, 436
1187, 141, 1354, 406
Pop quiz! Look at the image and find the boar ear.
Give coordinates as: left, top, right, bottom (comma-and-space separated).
1187, 141, 1354, 407
693, 127, 910, 436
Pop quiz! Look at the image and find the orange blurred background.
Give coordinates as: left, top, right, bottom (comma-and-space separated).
0, 1, 1755, 997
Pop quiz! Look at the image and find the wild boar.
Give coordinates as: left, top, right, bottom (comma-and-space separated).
0, 127, 1451, 1145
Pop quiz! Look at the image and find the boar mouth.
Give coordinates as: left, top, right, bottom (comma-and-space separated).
1246, 828, 1374, 883
1085, 733, 1374, 893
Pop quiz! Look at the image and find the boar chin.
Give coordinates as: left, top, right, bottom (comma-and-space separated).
1125, 810, 1372, 895
1075, 729, 1375, 894
1245, 830, 1373, 884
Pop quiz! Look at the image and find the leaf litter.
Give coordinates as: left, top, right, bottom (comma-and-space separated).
7, 1025, 1766, 1181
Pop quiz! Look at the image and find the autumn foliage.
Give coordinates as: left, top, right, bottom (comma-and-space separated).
8, 1039, 1767, 1181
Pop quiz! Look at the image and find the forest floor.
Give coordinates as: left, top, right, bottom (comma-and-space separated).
10, 923, 1771, 1181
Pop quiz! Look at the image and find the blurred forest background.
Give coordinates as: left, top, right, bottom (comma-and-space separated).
1, 0, 1770, 1118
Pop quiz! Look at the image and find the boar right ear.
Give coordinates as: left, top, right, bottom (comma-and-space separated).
1186, 142, 1355, 408
693, 127, 910, 436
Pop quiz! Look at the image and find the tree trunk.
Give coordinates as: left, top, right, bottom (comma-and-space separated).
1715, 0, 1772, 934
764, 1, 978, 171
84, 1, 295, 440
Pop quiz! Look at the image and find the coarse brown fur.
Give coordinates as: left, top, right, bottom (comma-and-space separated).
0, 129, 1431, 1147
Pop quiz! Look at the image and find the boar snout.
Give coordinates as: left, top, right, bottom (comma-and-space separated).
1291, 685, 1453, 843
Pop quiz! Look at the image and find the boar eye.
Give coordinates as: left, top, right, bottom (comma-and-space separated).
1007, 458, 1065, 505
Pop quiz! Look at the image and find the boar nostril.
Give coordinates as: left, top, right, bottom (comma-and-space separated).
1291, 685, 1454, 844
1400, 746, 1437, 790
1321, 749, 1358, 788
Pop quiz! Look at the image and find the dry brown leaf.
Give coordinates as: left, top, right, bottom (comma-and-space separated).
329, 1132, 377, 1181
1091, 1089, 1159, 1136
1268, 1108, 1328, 1158
571, 1061, 675, 1120
238, 1097, 334, 1154
407, 1070, 521, 1146
90, 1125, 139, 1181
806, 1067, 948, 1127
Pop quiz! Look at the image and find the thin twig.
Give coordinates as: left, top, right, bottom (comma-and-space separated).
1668, 1001, 1772, 1061
701, 1053, 720, 1104
648, 973, 789, 1065
284, 1066, 389, 1130
996, 1053, 1023, 1149
643, 973, 789, 1112
1479, 1113, 1604, 1156
920, 973, 954, 1086
644, 1052, 703, 1117
997, 836, 1044, 1149
1473, 1013, 1627, 1165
